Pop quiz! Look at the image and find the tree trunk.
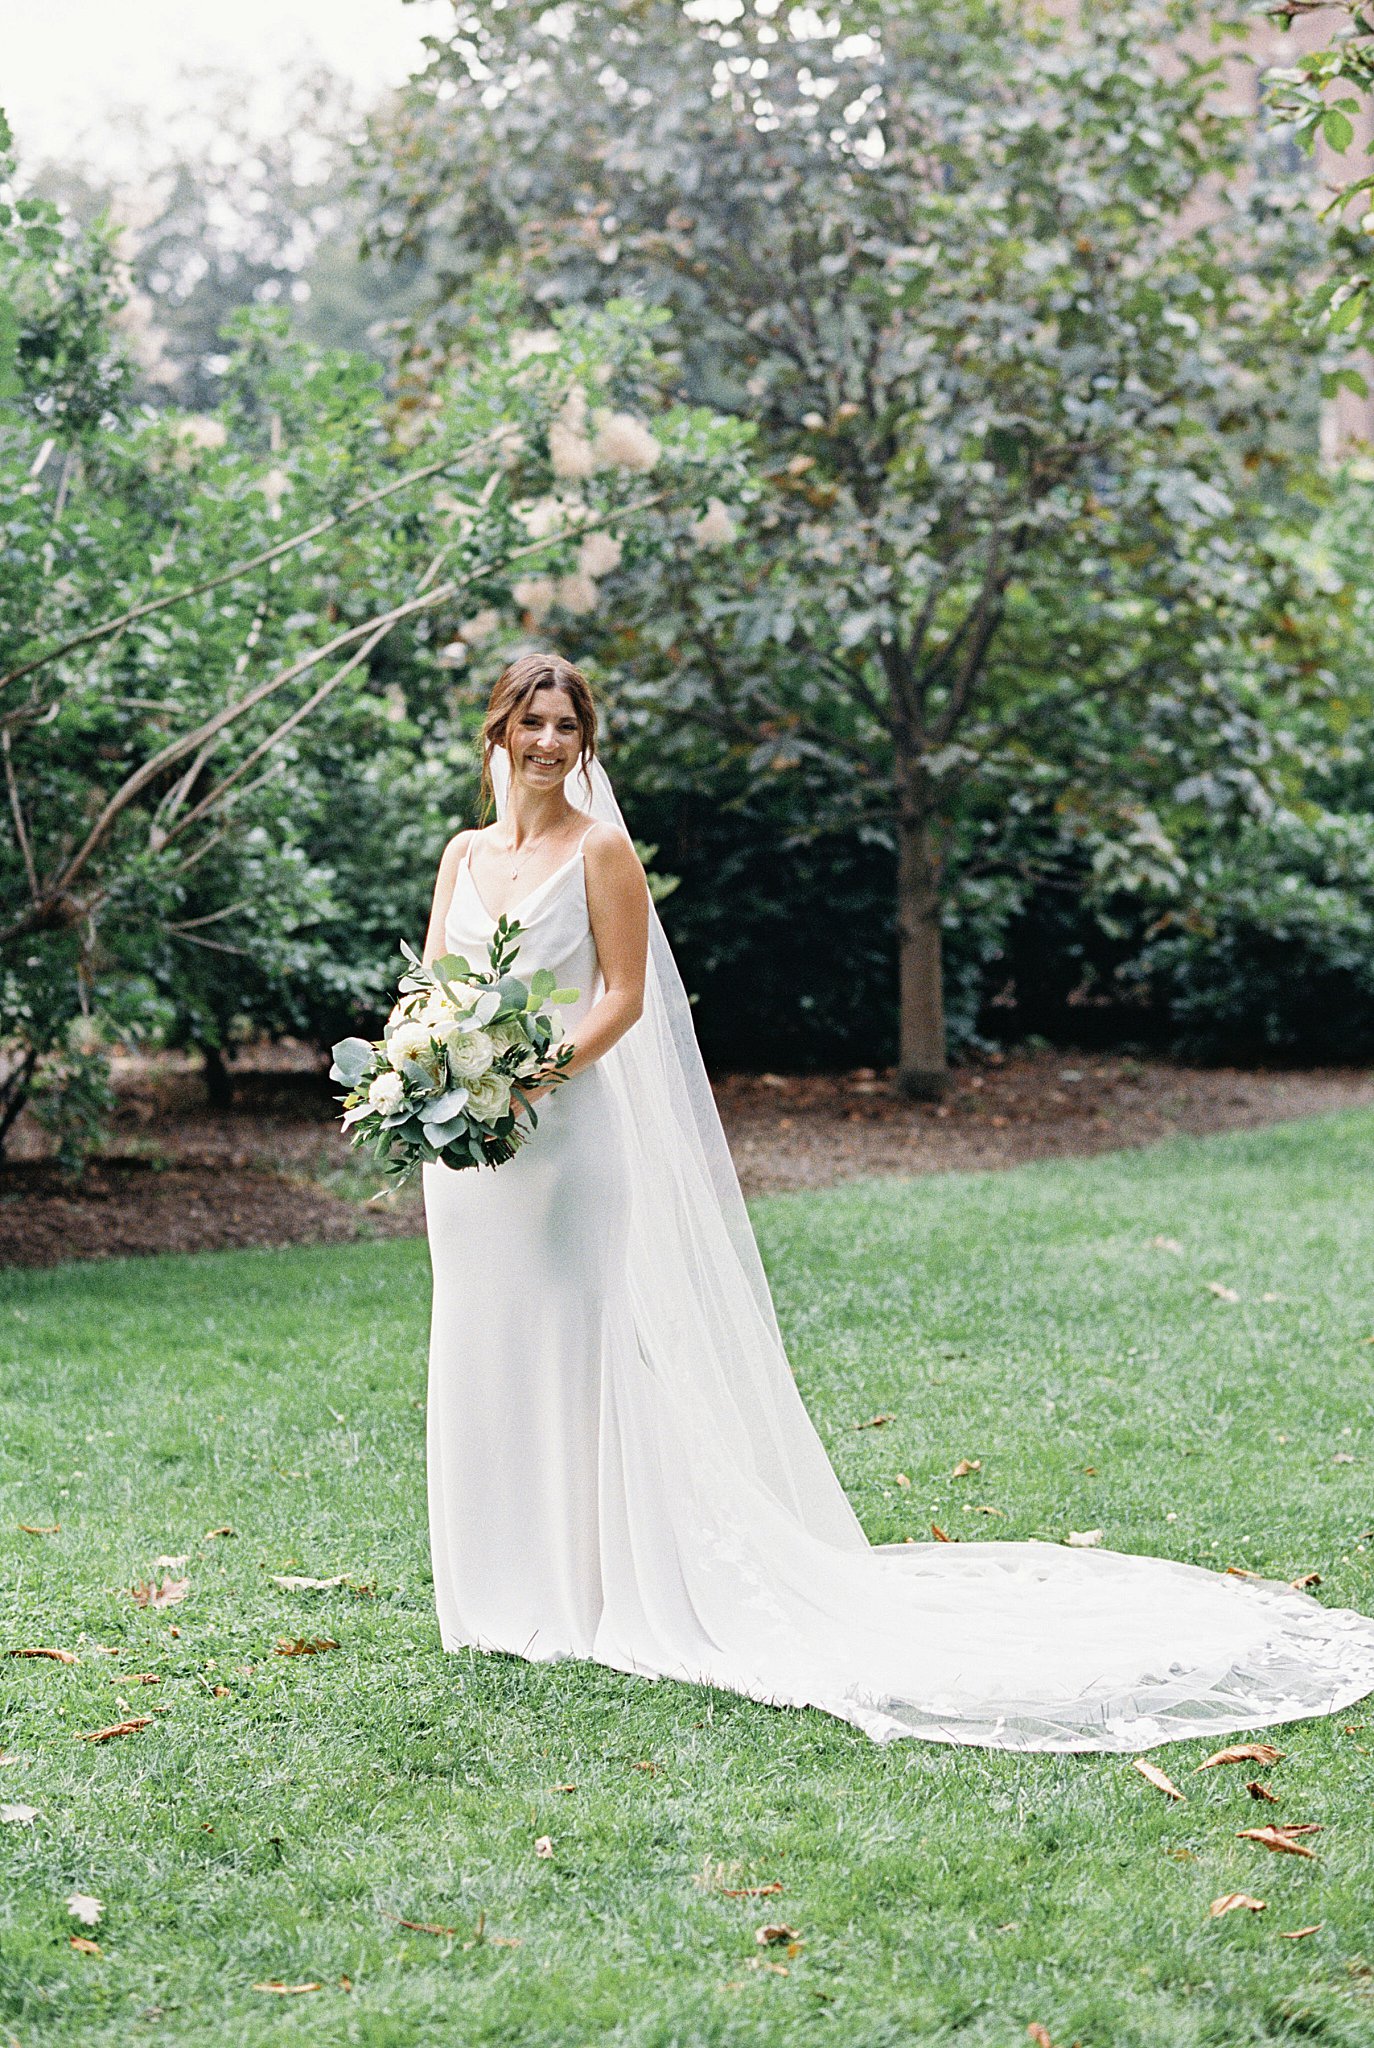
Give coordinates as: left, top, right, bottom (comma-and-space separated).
0, 1047, 38, 1159
895, 768, 947, 1100
199, 1041, 235, 1110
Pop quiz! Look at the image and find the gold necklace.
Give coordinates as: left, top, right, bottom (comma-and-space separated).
504, 827, 556, 880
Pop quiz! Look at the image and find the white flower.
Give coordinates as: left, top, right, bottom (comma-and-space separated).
421, 990, 459, 1030
464, 1068, 512, 1123
555, 571, 599, 615
257, 465, 291, 512
458, 607, 501, 644
368, 1071, 404, 1114
486, 1015, 530, 1056
578, 530, 622, 578
512, 576, 557, 619
175, 416, 227, 451
515, 496, 568, 539
549, 420, 597, 479
436, 641, 468, 667
691, 497, 736, 548
446, 1028, 495, 1081
390, 1020, 435, 1065
509, 327, 561, 362
591, 410, 660, 472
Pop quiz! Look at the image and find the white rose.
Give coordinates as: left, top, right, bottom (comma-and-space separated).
390, 1020, 434, 1065
446, 1028, 495, 1081
464, 1069, 512, 1124
421, 990, 460, 1030
486, 1015, 529, 1056
368, 1071, 404, 1114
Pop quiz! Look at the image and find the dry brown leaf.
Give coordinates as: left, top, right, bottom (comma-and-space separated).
273, 1638, 340, 1657
1206, 1282, 1240, 1303
76, 1717, 152, 1743
631, 1760, 662, 1775
252, 1982, 322, 1995
853, 1414, 895, 1430
931, 1522, 953, 1542
549, 1783, 578, 1793
18, 1522, 59, 1535
534, 1836, 554, 1859
8, 1646, 77, 1664
1237, 1826, 1317, 1858
895, 1473, 911, 1489
70, 1935, 102, 1956
66, 1892, 102, 1927
383, 1910, 457, 1937
755, 1923, 801, 1946
1247, 1780, 1280, 1803
1225, 1566, 1266, 1582
1132, 1757, 1186, 1801
722, 1881, 784, 1898
204, 1526, 235, 1539
1210, 1892, 1266, 1918
1279, 1925, 1322, 1940
115, 1672, 160, 1687
1290, 1572, 1322, 1590
963, 1504, 1005, 1516
1270, 1822, 1322, 1835
1027, 2027, 1055, 2048
1195, 1743, 1284, 1771
1, 1803, 38, 1825
951, 1458, 982, 1478
129, 1576, 189, 1610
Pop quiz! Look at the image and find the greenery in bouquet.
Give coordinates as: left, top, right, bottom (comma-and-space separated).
330, 921, 577, 1187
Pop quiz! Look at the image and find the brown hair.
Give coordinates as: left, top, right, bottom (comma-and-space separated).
479, 652, 598, 816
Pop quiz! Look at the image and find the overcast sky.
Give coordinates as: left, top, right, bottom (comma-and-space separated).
1, 0, 452, 177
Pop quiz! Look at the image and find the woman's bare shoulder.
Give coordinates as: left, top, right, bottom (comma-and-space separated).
582, 819, 644, 878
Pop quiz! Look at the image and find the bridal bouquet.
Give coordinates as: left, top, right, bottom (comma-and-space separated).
330, 922, 578, 1188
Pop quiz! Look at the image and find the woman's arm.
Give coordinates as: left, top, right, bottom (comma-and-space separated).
528, 823, 648, 1099
422, 831, 473, 968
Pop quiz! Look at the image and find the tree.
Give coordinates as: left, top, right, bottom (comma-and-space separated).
364, 0, 1340, 1093
1, 115, 752, 1157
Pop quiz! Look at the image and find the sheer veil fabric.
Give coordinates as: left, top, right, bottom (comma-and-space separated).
440, 744, 1374, 1752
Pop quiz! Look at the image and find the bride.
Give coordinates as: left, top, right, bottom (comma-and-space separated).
421, 650, 1374, 1751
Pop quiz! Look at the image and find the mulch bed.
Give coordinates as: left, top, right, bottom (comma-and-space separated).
2, 1045, 1372, 1270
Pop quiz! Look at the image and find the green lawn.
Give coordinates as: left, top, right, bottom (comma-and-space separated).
4, 1113, 1374, 2047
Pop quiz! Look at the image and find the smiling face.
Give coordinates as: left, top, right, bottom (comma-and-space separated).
507, 684, 584, 793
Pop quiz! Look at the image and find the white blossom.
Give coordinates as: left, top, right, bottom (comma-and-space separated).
458, 607, 501, 644
515, 496, 568, 539
389, 1020, 434, 1065
591, 410, 661, 472
578, 530, 623, 578
446, 1028, 496, 1081
465, 1068, 512, 1122
556, 571, 600, 615
691, 497, 737, 548
512, 576, 558, 619
508, 328, 561, 362
549, 419, 597, 478
368, 1072, 405, 1114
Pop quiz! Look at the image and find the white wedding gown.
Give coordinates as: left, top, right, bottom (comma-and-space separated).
423, 762, 1374, 1751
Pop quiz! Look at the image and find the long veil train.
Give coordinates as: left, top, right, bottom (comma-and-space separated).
490, 744, 1374, 1750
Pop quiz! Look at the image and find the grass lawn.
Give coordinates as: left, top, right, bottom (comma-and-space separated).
3, 1112, 1374, 2046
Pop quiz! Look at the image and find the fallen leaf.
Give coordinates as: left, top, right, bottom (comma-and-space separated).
1237, 1826, 1317, 1859
895, 1473, 911, 1489
534, 1836, 554, 1859
76, 1718, 152, 1743
852, 1414, 895, 1431
931, 1522, 953, 1542
1132, 1757, 1186, 1801
747, 1957, 789, 1975
631, 1760, 662, 1775
382, 1910, 457, 1937
129, 1576, 189, 1610
1290, 1573, 1322, 1590
722, 1881, 784, 1898
549, 1783, 578, 1793
115, 1673, 160, 1687
270, 1573, 351, 1591
756, 1923, 801, 1946
1225, 1566, 1266, 1581
252, 1982, 322, 1995
1247, 1780, 1280, 1803
273, 1638, 340, 1657
1279, 1925, 1322, 1940
1269, 1822, 1323, 1835
1210, 1892, 1266, 1917
963, 1503, 1005, 1516
1028, 2027, 1055, 2048
1067, 1529, 1103, 1547
1332, 1451, 1356, 1465
1149, 1236, 1183, 1255
1206, 1282, 1240, 1303
1, 1804, 38, 1826
70, 1935, 102, 1956
18, 1522, 60, 1535
204, 1526, 235, 1539
951, 1458, 982, 1478
6, 1646, 76, 1664
1196, 1743, 1284, 1771
150, 1554, 188, 1571
66, 1892, 102, 1927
